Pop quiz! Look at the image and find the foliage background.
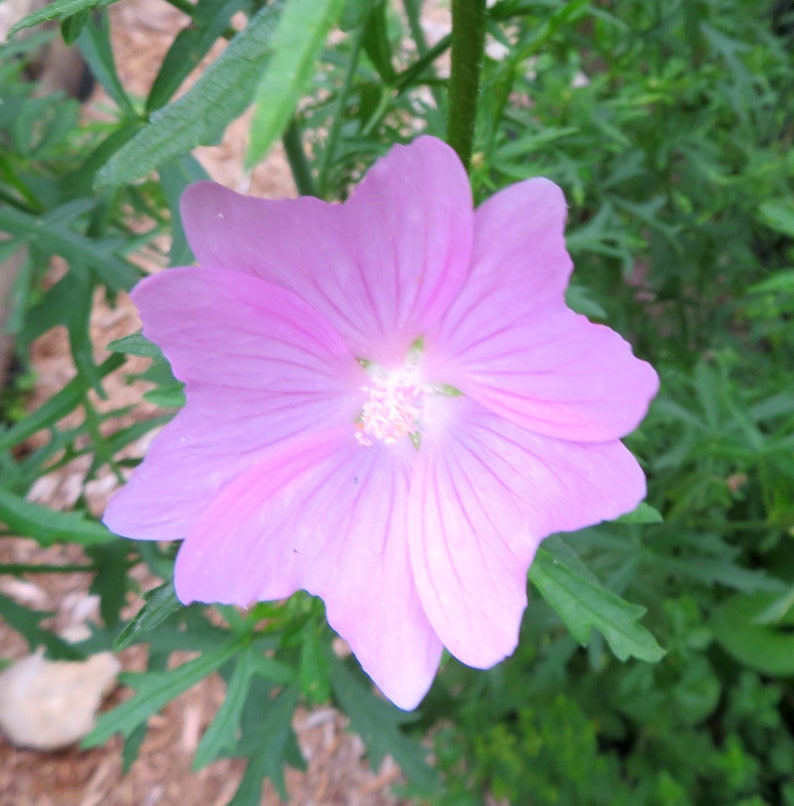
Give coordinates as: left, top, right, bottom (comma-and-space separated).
1, 0, 793, 803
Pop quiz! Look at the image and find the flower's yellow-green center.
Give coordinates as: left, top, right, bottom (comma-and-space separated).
356, 363, 428, 448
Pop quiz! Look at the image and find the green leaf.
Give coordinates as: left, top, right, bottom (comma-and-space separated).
232, 683, 303, 804
0, 206, 141, 292
107, 332, 165, 361
88, 541, 133, 628
77, 12, 137, 117
193, 647, 260, 769
0, 593, 83, 660
16, 268, 104, 394
758, 200, 794, 238
615, 502, 664, 524
329, 656, 442, 795
360, 0, 396, 84
565, 283, 608, 320
711, 591, 794, 676
8, 0, 117, 36
247, 0, 346, 167
147, 0, 250, 112
60, 10, 91, 45
97, 5, 283, 188
0, 353, 123, 452
158, 154, 208, 266
529, 546, 665, 663
115, 581, 182, 651
0, 487, 114, 546
83, 640, 240, 746
142, 385, 186, 409
299, 627, 331, 704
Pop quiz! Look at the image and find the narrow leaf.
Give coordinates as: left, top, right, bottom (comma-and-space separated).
107, 332, 165, 361
0, 206, 141, 292
8, 0, 117, 36
0, 487, 114, 546
0, 354, 123, 452
232, 684, 302, 804
60, 10, 91, 45
147, 0, 250, 113
247, 0, 345, 167
97, 5, 282, 188
115, 580, 182, 651
529, 546, 665, 663
615, 502, 664, 524
83, 640, 240, 746
193, 647, 260, 769
329, 657, 442, 795
77, 12, 136, 117
0, 593, 83, 660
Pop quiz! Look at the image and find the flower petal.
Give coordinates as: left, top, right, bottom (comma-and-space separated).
176, 429, 442, 710
408, 395, 647, 669
181, 137, 473, 364
426, 178, 659, 441
103, 267, 365, 541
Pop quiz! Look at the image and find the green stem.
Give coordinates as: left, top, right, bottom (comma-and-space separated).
400, 0, 445, 109
447, 0, 487, 171
0, 563, 96, 574
318, 20, 366, 198
282, 120, 319, 198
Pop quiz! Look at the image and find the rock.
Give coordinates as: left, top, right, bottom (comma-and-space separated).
0, 649, 120, 750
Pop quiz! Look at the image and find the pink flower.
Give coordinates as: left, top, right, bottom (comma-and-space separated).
104, 137, 659, 710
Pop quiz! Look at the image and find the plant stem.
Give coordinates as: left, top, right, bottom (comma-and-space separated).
318, 20, 366, 198
0, 563, 97, 574
282, 120, 319, 197
447, 0, 487, 171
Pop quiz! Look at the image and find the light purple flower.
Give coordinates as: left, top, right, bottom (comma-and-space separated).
104, 136, 659, 710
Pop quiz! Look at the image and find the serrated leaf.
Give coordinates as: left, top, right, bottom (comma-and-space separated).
8, 0, 117, 36
193, 647, 260, 769
615, 502, 664, 524
97, 5, 282, 188
231, 683, 302, 804
107, 332, 165, 360
329, 657, 442, 795
247, 0, 345, 167
83, 640, 240, 747
114, 580, 182, 651
529, 546, 665, 663
0, 487, 114, 546
88, 541, 133, 628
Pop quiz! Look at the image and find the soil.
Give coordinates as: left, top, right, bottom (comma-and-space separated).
0, 1, 455, 802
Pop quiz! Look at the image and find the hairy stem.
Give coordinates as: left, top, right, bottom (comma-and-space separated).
283, 120, 319, 197
447, 0, 487, 171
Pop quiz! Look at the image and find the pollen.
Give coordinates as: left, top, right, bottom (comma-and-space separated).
356, 364, 428, 447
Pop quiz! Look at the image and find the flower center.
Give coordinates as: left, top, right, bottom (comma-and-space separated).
356, 363, 428, 448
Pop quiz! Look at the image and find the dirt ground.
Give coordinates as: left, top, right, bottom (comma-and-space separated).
0, 1, 454, 803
